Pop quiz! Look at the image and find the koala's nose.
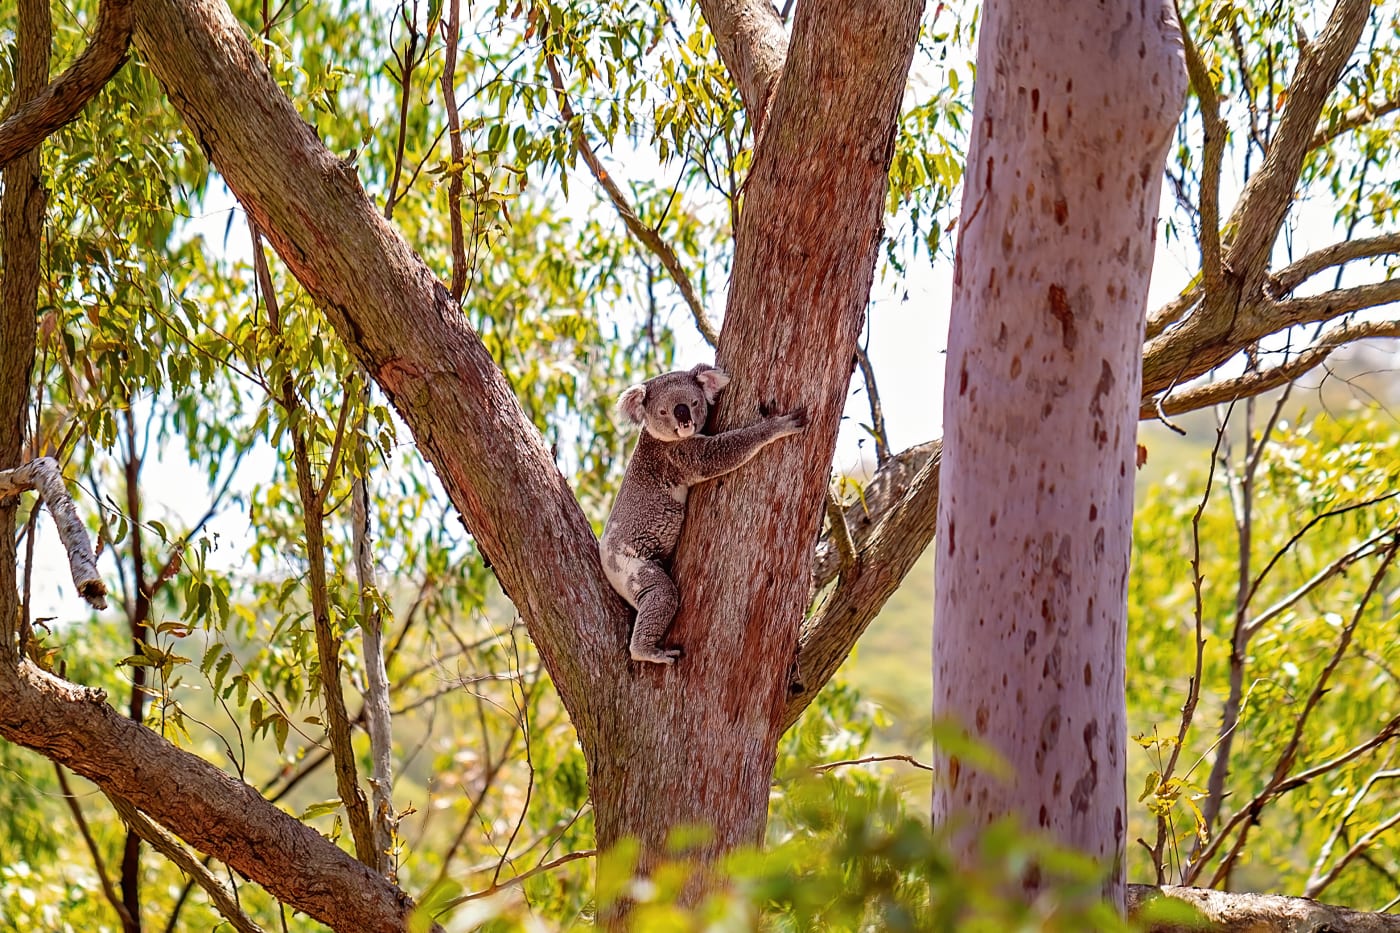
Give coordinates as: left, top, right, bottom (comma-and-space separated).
673, 403, 692, 425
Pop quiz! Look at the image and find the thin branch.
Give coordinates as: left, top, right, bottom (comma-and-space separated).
1268, 233, 1400, 297
108, 794, 267, 933
810, 753, 932, 773
853, 345, 890, 465
0, 0, 134, 169
54, 764, 135, 930
1244, 526, 1397, 641
1311, 94, 1400, 150
439, 0, 468, 301
823, 491, 857, 579
543, 53, 720, 347
1306, 769, 1400, 897
441, 849, 596, 910
1307, 809, 1400, 900
1175, 1, 1226, 298
1151, 319, 1400, 418
0, 458, 107, 608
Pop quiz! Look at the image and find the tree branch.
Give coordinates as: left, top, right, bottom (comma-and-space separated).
543, 52, 719, 347
0, 0, 133, 170
1311, 94, 1400, 150
1223, 0, 1370, 287
786, 443, 940, 731
694, 0, 788, 136
108, 794, 267, 933
0, 662, 432, 933
1268, 232, 1400, 296
1176, 3, 1226, 298
129, 0, 624, 745
1128, 884, 1400, 932
0, 458, 107, 608
1149, 319, 1400, 417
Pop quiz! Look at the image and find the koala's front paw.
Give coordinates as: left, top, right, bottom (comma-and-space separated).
772, 406, 808, 437
631, 644, 683, 665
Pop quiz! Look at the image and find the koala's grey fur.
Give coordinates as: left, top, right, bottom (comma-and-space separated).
601, 364, 806, 664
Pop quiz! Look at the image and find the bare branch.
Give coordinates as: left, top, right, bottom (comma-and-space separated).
54, 764, 135, 930
1306, 769, 1400, 897
1223, 0, 1370, 286
1150, 319, 1400, 417
0, 0, 133, 169
853, 345, 890, 465
1175, 3, 1226, 298
544, 53, 719, 347
1306, 809, 1400, 900
810, 753, 932, 773
1311, 94, 1400, 150
0, 458, 107, 608
1128, 884, 1400, 932
108, 794, 267, 933
822, 491, 858, 579
443, 849, 596, 909
439, 0, 468, 302
1266, 280, 1400, 331
1268, 232, 1400, 296
810, 440, 938, 594
786, 444, 940, 731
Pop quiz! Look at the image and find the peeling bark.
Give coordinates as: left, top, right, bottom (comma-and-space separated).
932, 0, 1186, 910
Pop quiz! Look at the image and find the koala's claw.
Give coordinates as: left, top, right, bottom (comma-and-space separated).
631, 644, 683, 665
772, 406, 807, 436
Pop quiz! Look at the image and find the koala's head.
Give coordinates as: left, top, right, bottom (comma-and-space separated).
618, 364, 731, 442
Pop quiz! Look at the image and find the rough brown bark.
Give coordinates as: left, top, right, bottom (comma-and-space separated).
586, 0, 924, 881
932, 0, 1185, 911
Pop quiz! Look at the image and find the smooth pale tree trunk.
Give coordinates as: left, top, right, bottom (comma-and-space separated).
933, 0, 1185, 909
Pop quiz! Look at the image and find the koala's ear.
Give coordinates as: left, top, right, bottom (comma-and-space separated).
692, 365, 731, 403
617, 384, 648, 425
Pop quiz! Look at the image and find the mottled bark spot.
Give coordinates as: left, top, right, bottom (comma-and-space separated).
975, 704, 989, 733
989, 511, 998, 528
1051, 535, 1072, 582
948, 756, 961, 789
1038, 805, 1049, 827
1047, 284, 1076, 350
1053, 197, 1068, 225
1042, 643, 1062, 685
1031, 87, 1040, 112
1094, 526, 1105, 558
959, 363, 969, 396
1024, 629, 1037, 652
1053, 772, 1062, 797
1088, 503, 1098, 521
947, 519, 956, 555
1083, 662, 1093, 685
1035, 704, 1062, 774
994, 321, 1007, 348
1070, 720, 1100, 813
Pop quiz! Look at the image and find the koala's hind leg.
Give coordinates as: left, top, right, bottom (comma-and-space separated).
628, 562, 682, 665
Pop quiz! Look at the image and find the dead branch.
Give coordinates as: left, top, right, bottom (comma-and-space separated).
1128, 884, 1400, 931
0, 458, 106, 608
1268, 232, 1400, 296
1311, 94, 1400, 150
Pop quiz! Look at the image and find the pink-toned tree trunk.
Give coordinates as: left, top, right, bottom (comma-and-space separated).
932, 0, 1185, 909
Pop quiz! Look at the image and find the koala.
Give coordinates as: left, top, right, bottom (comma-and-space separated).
601, 363, 807, 665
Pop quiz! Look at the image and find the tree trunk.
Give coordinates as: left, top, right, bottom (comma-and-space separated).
586, 0, 923, 886
932, 0, 1185, 910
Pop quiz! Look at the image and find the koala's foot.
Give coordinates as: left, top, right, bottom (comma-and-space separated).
630, 643, 683, 665
771, 406, 808, 436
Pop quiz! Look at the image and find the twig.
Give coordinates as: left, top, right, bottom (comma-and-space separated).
1175, 0, 1226, 298
810, 753, 932, 773
853, 345, 890, 465
439, 0, 468, 301
440, 849, 596, 910
0, 458, 107, 608
823, 491, 858, 579
1306, 769, 1400, 896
